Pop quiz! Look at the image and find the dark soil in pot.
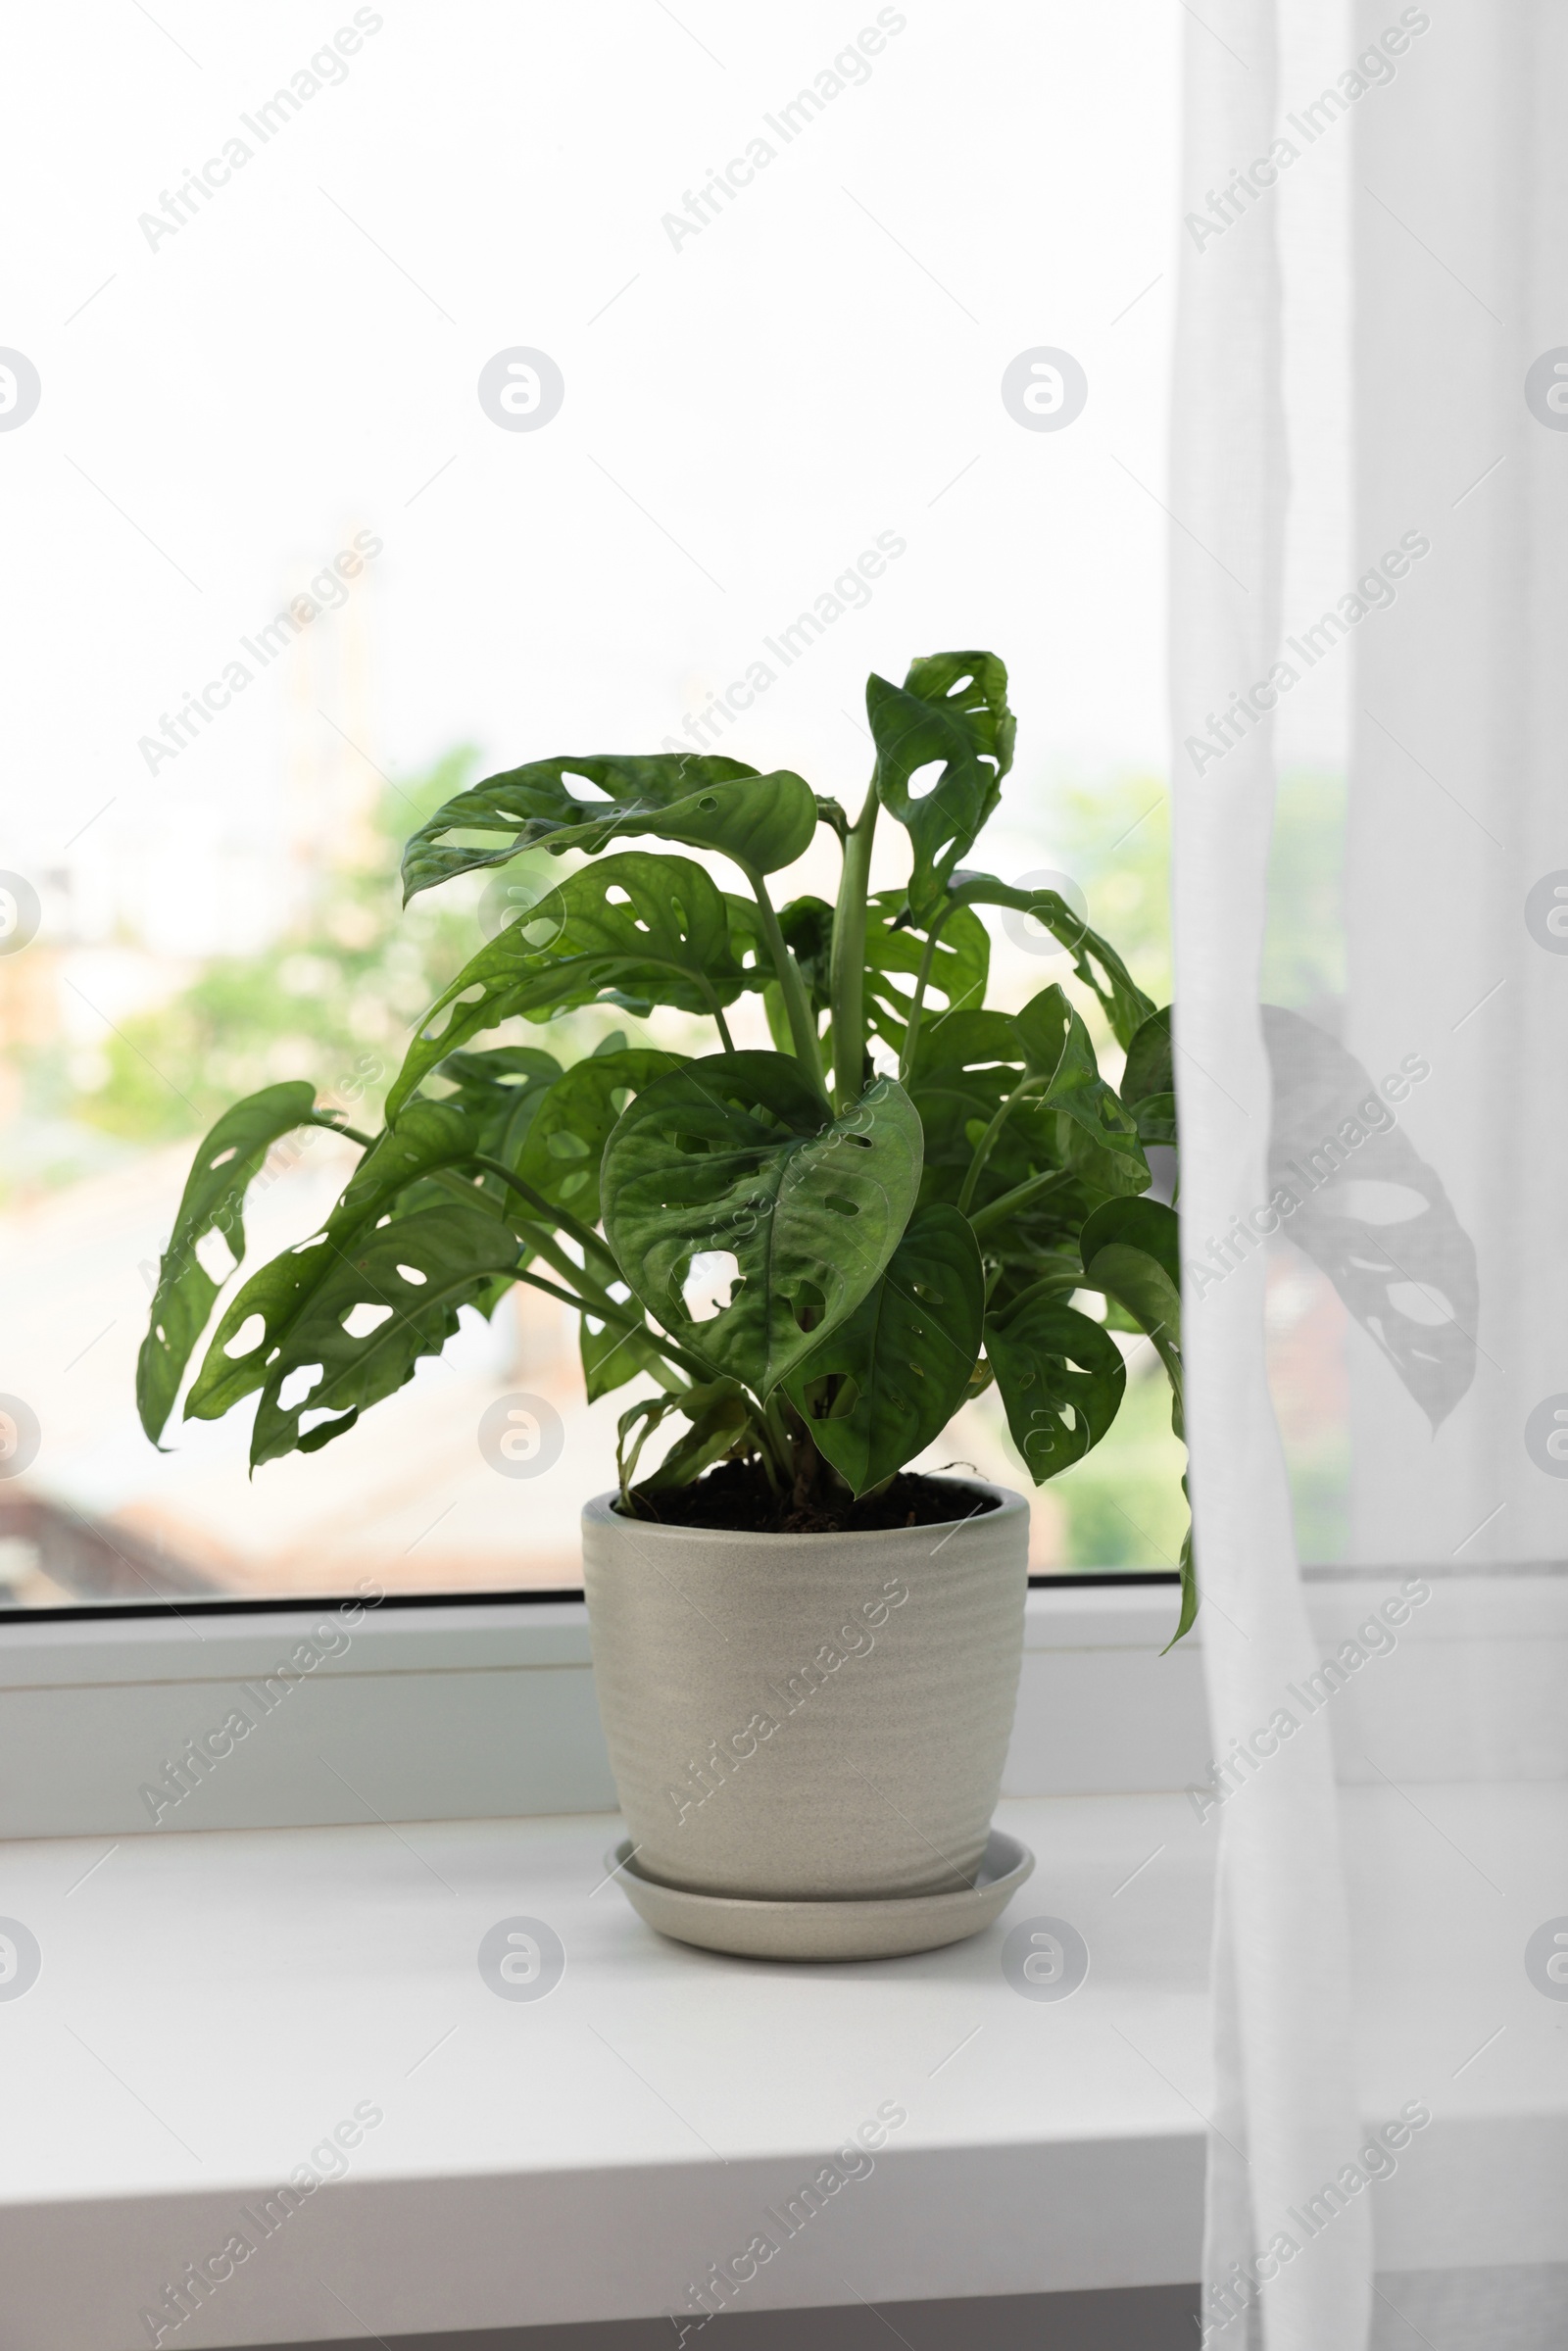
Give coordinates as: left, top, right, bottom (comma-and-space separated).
616, 1460, 1002, 1537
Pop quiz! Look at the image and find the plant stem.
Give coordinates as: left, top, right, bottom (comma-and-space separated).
747, 870, 826, 1097
956, 1076, 1046, 1217
309, 1113, 376, 1148
429, 1165, 706, 1386
988, 1267, 1078, 1323
527, 1231, 692, 1368
898, 911, 950, 1083
764, 1393, 795, 1464
751, 1409, 784, 1495
829, 787, 878, 1109
761, 1392, 797, 1485
510, 1265, 708, 1387
790, 1414, 821, 1512
966, 1165, 1073, 1237
428, 1167, 616, 1296
693, 974, 736, 1052
470, 1155, 619, 1276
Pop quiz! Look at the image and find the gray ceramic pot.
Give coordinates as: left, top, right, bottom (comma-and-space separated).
580, 1479, 1029, 1902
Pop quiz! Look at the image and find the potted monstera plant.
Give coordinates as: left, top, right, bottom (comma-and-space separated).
138, 651, 1186, 1961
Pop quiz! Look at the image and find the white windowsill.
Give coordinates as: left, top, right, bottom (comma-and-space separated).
3, 1779, 1564, 2350
2, 1574, 1563, 2346
2, 1788, 1208, 2349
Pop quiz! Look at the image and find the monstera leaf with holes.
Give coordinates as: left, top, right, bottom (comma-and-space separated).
1078, 1196, 1184, 1409
947, 873, 1156, 1050
1076, 1191, 1193, 1641
139, 650, 1208, 1637
862, 889, 990, 1059
866, 653, 1015, 923
385, 853, 754, 1117
985, 1295, 1127, 1484
908, 988, 1149, 1234
782, 1205, 984, 1494
1120, 1005, 1177, 1149
514, 1047, 676, 1223
600, 1053, 922, 1396
1262, 1006, 1475, 1429
251, 1203, 523, 1466
138, 1082, 337, 1446
401, 753, 817, 897
182, 1099, 484, 1430
430, 1047, 562, 1165
755, 890, 991, 1073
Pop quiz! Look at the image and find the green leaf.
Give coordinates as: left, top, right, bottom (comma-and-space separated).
911, 1007, 1025, 1084
298, 1406, 360, 1453
614, 1380, 741, 1496
1078, 1196, 1183, 1426
514, 1049, 677, 1223
983, 1255, 1087, 1328
1121, 1004, 1172, 1102
1121, 1006, 1177, 1147
1167, 1494, 1199, 1651
616, 1392, 680, 1495
1017, 988, 1150, 1198
1075, 1193, 1193, 1638
386, 854, 748, 1118
1130, 1092, 1178, 1150
137, 1082, 318, 1445
745, 894, 830, 1056
863, 890, 990, 1055
431, 1047, 562, 1163
250, 1203, 520, 1467
985, 1296, 1127, 1483
638, 1385, 751, 1492
867, 653, 1015, 923
601, 1053, 923, 1396
775, 896, 835, 1011
401, 754, 816, 900
752, 894, 969, 1069
186, 1100, 481, 1424
761, 890, 990, 1057
948, 872, 1156, 1049
783, 1205, 984, 1494
910, 993, 1146, 1229
908, 1010, 1046, 1215
581, 1313, 664, 1403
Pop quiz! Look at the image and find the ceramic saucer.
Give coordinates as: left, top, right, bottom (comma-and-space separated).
606, 1828, 1034, 1963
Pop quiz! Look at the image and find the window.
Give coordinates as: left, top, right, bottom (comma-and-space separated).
1, 2, 1180, 1609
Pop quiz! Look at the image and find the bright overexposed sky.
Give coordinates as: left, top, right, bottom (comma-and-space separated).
2, 0, 1180, 953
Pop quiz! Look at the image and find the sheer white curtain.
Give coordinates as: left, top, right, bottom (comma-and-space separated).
1171, 2, 1370, 2342
1173, 3, 1567, 2346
